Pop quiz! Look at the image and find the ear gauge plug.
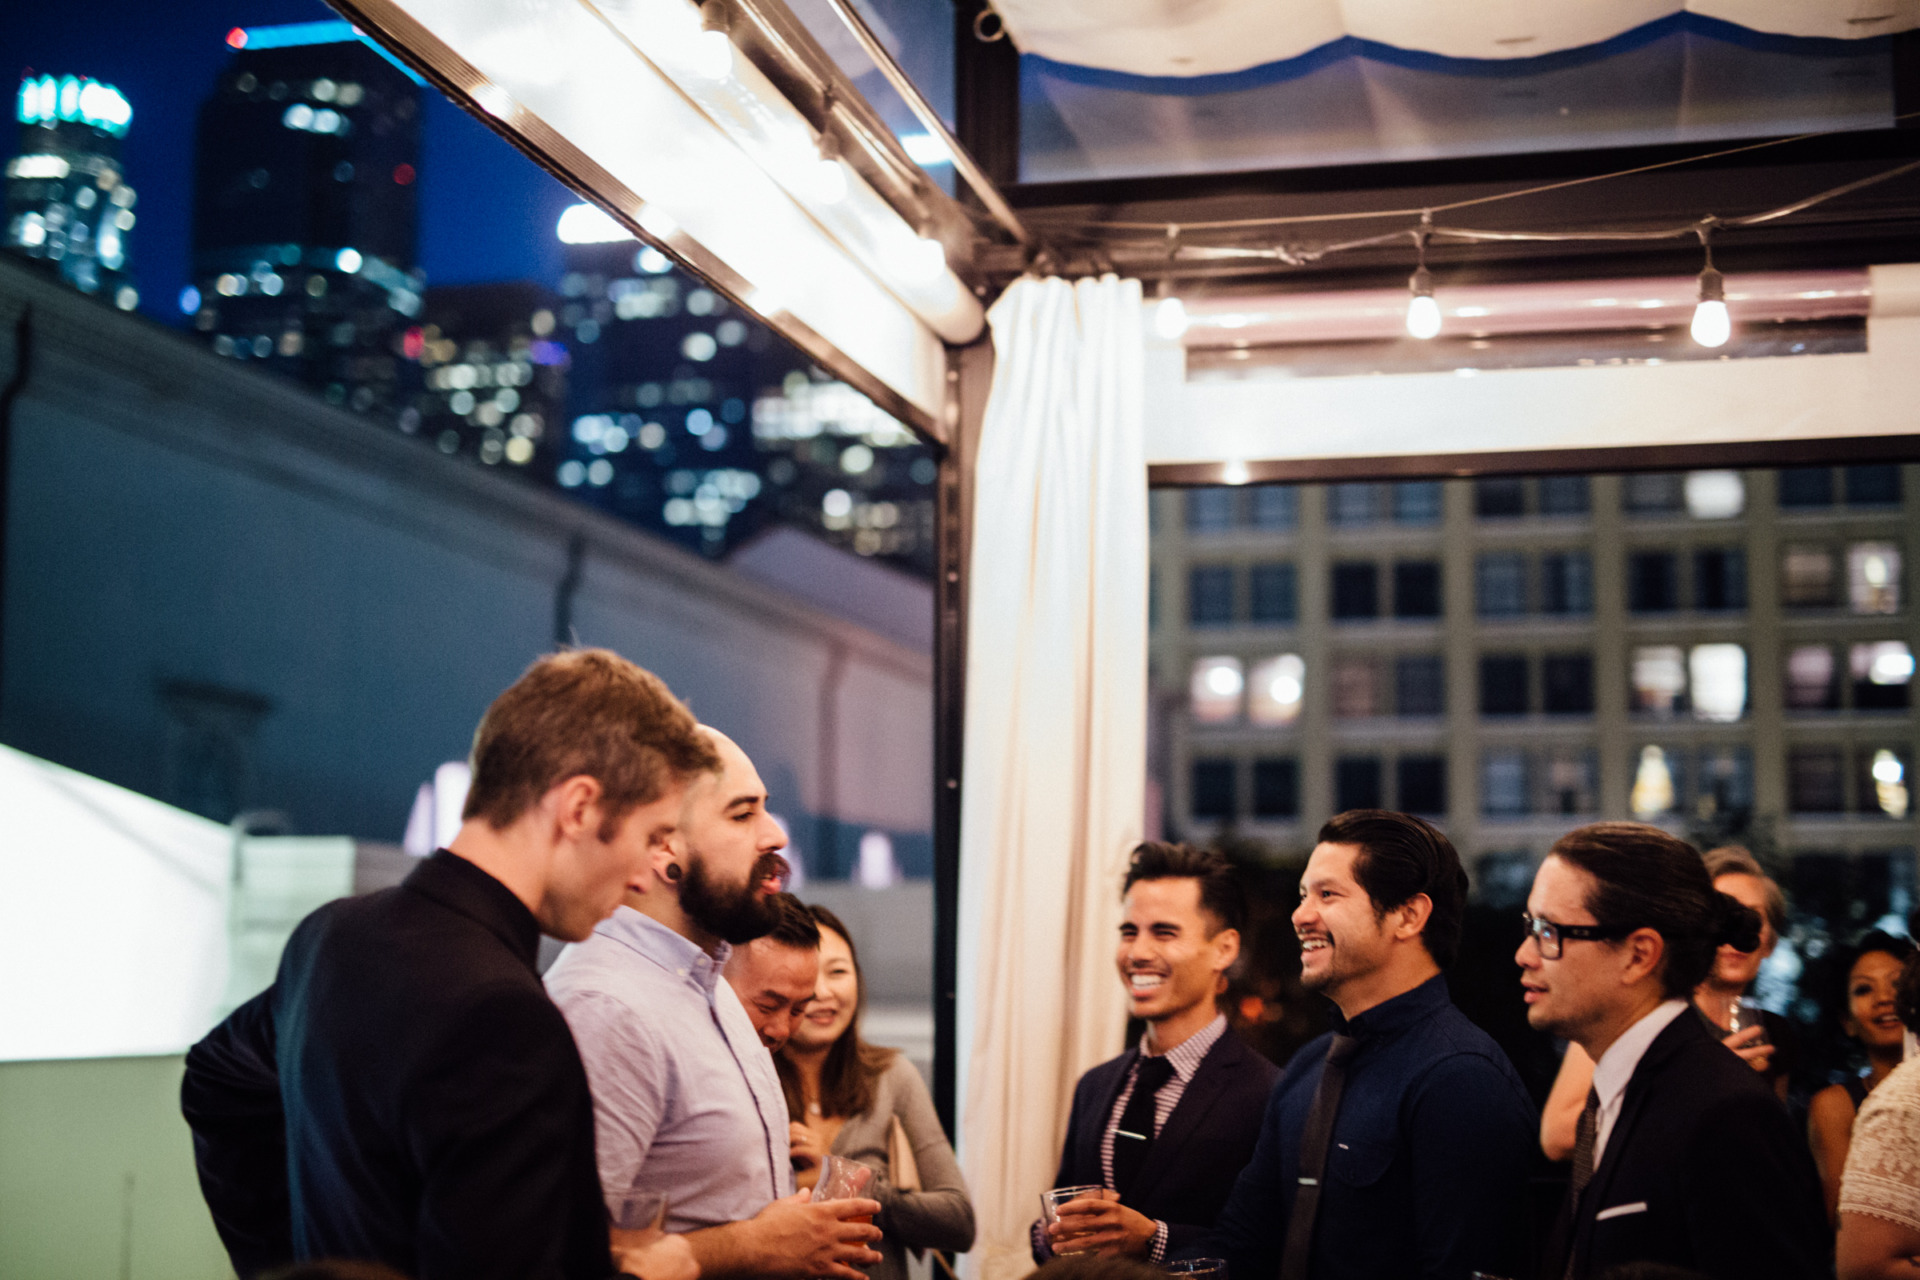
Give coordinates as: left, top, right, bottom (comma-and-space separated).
664, 863, 684, 882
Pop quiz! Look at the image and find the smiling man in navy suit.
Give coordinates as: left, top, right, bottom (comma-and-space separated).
1035, 842, 1279, 1262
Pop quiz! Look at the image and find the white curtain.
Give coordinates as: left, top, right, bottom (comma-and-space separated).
956, 275, 1149, 1280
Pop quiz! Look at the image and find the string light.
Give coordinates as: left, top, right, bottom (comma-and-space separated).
1690, 226, 1731, 349
810, 130, 849, 205
693, 1, 735, 81
1406, 222, 1441, 340
1154, 296, 1189, 340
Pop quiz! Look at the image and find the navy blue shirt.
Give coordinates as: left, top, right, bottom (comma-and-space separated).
1195, 975, 1537, 1280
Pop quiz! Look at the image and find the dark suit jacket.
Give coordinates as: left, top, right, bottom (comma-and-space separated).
181, 850, 616, 1280
1549, 1008, 1830, 1280
1048, 1026, 1280, 1258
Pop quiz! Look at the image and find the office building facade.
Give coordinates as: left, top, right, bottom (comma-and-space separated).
1153, 467, 1920, 925
188, 26, 422, 417
4, 74, 138, 309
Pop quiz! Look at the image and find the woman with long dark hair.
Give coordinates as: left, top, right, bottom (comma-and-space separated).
1811, 930, 1916, 1223
778, 905, 975, 1280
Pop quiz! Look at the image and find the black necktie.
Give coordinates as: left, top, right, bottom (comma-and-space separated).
1110, 1054, 1176, 1198
1278, 1033, 1361, 1280
1570, 1087, 1600, 1200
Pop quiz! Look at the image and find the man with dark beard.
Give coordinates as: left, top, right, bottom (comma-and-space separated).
547, 727, 883, 1280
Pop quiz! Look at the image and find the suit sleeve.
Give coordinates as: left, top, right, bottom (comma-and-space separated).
405, 984, 618, 1280
1403, 1055, 1537, 1280
1184, 1069, 1293, 1280
180, 988, 291, 1279
1680, 1090, 1830, 1280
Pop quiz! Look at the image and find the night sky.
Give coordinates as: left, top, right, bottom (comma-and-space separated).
1, 0, 577, 323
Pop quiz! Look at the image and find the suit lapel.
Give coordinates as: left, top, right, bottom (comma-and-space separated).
1572, 1013, 1701, 1270
1125, 1035, 1239, 1206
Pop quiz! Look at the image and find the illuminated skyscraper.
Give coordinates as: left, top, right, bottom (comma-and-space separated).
188, 22, 423, 416
4, 74, 139, 309
408, 282, 570, 474
553, 203, 936, 567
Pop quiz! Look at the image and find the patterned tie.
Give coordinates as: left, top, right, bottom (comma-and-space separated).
1570, 1087, 1600, 1200
1111, 1054, 1176, 1198
1278, 1033, 1362, 1280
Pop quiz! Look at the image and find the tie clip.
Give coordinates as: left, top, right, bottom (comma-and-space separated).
1116, 1130, 1147, 1140
1297, 1177, 1318, 1186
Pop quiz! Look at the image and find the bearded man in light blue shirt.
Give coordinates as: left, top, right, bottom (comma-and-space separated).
548, 727, 882, 1280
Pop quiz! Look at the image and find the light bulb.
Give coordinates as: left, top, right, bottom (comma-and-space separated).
1691, 264, 1729, 348
1154, 296, 1189, 341
1406, 265, 1441, 339
885, 229, 947, 286
1406, 294, 1441, 340
1691, 299, 1730, 348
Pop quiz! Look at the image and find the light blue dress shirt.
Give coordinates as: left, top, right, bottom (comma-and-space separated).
546, 906, 794, 1233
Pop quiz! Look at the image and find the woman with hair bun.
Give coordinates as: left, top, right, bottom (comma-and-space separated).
1811, 930, 1916, 1224
1539, 845, 1790, 1162
1836, 951, 1920, 1279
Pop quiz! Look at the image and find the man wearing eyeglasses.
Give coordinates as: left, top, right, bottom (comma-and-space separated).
1518, 822, 1826, 1280
1192, 811, 1537, 1280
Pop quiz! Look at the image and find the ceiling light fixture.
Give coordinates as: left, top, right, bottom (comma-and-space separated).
1690, 225, 1731, 349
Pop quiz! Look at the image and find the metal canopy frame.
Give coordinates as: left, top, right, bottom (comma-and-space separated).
341, 0, 1920, 1133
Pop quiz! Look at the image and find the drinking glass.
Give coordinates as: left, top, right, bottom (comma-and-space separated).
815, 1154, 875, 1203
1726, 996, 1772, 1047
614, 1191, 668, 1232
1040, 1185, 1105, 1255
1167, 1259, 1227, 1280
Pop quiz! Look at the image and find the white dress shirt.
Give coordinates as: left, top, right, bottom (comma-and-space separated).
1590, 998, 1690, 1166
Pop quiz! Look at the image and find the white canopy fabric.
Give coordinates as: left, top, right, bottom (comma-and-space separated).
0, 744, 355, 1061
993, 1, 1920, 79
957, 275, 1148, 1280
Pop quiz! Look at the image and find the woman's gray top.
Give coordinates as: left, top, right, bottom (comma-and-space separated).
829, 1053, 976, 1280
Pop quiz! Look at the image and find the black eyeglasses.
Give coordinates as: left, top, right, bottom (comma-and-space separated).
1520, 912, 1633, 960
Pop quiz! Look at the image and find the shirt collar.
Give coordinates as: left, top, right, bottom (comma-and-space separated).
1330, 972, 1451, 1040
1141, 1012, 1227, 1084
403, 849, 543, 971
1592, 998, 1690, 1112
596, 905, 732, 995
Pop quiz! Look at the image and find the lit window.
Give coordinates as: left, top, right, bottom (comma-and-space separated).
1785, 645, 1838, 711
1331, 655, 1382, 719
1683, 470, 1745, 519
1247, 655, 1304, 726
1848, 542, 1901, 614
1781, 545, 1837, 607
1868, 749, 1910, 819
1632, 646, 1687, 716
1688, 644, 1746, 722
1631, 745, 1677, 818
1851, 641, 1914, 711
1190, 657, 1243, 724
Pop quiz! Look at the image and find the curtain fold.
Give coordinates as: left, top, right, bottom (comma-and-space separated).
955, 275, 1149, 1280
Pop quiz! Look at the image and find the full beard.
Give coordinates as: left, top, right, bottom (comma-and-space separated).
680, 850, 787, 944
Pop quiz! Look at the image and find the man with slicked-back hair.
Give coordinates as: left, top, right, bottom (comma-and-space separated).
183, 649, 718, 1280
1520, 822, 1826, 1280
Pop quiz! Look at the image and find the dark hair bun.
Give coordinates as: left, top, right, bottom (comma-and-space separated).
1712, 891, 1762, 953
